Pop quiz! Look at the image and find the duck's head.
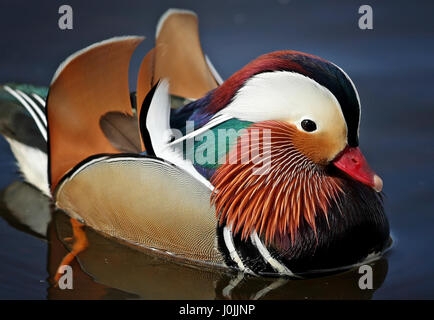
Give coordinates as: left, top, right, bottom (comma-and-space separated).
208, 51, 387, 249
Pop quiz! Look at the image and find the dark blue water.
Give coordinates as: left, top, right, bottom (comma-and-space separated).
0, 0, 434, 299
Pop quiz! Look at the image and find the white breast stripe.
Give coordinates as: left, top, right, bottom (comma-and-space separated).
32, 93, 46, 108
3, 86, 47, 141
16, 89, 47, 126
251, 231, 297, 277
223, 225, 253, 274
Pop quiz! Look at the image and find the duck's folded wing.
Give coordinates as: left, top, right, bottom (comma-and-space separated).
54, 154, 224, 266
47, 36, 144, 192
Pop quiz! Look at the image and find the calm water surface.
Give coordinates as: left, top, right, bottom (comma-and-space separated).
0, 0, 433, 299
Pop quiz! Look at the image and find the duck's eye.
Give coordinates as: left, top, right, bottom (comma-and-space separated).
301, 119, 317, 132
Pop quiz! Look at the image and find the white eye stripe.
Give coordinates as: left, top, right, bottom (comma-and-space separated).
215, 71, 348, 158
217, 71, 346, 129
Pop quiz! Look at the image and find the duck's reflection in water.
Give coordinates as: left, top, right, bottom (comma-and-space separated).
1, 180, 388, 300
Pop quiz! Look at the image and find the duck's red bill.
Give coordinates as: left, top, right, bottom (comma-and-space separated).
332, 146, 383, 192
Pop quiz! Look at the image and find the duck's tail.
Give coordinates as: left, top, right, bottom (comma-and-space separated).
0, 84, 50, 196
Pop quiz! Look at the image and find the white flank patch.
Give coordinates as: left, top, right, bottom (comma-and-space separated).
5, 137, 50, 197
146, 80, 214, 190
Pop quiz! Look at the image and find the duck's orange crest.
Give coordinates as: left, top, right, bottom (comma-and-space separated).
211, 120, 344, 244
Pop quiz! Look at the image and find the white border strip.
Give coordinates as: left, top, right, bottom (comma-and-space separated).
156, 8, 197, 38
205, 55, 224, 85
16, 89, 47, 126
51, 35, 144, 85
32, 93, 46, 108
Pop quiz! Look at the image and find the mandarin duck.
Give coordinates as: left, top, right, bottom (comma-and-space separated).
0, 9, 390, 277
